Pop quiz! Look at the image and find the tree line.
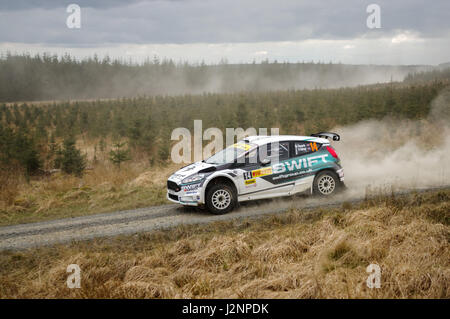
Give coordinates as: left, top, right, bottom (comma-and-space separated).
404, 67, 450, 84
1, 74, 448, 176
0, 52, 432, 102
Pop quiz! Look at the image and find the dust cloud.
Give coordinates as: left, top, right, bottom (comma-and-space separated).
333, 88, 450, 196
237, 88, 450, 212
107, 64, 429, 97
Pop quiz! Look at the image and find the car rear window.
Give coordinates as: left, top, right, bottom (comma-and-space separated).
294, 141, 321, 156
259, 141, 290, 162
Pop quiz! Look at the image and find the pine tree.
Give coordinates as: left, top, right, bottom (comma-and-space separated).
109, 142, 130, 169
128, 119, 142, 148
56, 137, 86, 176
99, 138, 106, 152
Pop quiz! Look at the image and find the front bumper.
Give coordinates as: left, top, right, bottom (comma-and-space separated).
167, 181, 203, 206
167, 191, 200, 206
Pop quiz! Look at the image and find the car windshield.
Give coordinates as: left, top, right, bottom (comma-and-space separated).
205, 142, 255, 165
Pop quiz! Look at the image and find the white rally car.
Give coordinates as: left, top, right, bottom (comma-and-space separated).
167, 133, 344, 214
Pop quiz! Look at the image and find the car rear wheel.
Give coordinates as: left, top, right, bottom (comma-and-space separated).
313, 171, 340, 196
206, 183, 237, 214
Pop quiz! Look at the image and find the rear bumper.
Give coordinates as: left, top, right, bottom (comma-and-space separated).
336, 168, 344, 182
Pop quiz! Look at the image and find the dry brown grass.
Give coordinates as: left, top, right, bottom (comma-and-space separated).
0, 161, 182, 226
0, 190, 448, 298
0, 133, 186, 226
0, 169, 24, 208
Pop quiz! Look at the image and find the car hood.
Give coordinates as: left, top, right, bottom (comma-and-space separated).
168, 161, 217, 184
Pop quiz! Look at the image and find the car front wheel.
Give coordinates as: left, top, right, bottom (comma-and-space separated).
206, 183, 237, 214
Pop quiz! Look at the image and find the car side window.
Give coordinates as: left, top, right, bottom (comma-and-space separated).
294, 141, 321, 156
259, 141, 289, 162
273, 142, 290, 160
244, 148, 258, 165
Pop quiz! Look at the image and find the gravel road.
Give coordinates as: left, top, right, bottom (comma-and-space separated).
0, 186, 447, 251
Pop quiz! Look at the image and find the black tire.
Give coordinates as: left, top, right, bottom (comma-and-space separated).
313, 171, 340, 196
205, 183, 237, 215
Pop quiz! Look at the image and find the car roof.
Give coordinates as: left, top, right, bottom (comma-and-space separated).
243, 135, 330, 146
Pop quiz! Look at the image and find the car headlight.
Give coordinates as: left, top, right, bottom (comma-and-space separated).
181, 174, 205, 184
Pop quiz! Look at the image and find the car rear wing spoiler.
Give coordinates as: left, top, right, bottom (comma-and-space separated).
311, 132, 340, 141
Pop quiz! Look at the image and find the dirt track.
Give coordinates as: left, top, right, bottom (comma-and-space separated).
0, 186, 448, 251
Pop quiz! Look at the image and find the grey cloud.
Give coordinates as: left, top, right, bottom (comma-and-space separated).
0, 0, 449, 44
0, 0, 147, 11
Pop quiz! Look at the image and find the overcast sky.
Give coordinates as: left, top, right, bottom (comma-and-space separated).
0, 0, 449, 65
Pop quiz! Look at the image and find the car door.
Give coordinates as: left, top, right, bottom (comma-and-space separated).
235, 146, 262, 194
292, 141, 326, 173
287, 141, 326, 193
238, 141, 294, 201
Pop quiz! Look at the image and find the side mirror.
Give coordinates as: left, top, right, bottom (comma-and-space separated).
261, 158, 271, 166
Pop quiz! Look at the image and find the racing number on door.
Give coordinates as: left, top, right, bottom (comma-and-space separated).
243, 171, 252, 180
243, 171, 256, 189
